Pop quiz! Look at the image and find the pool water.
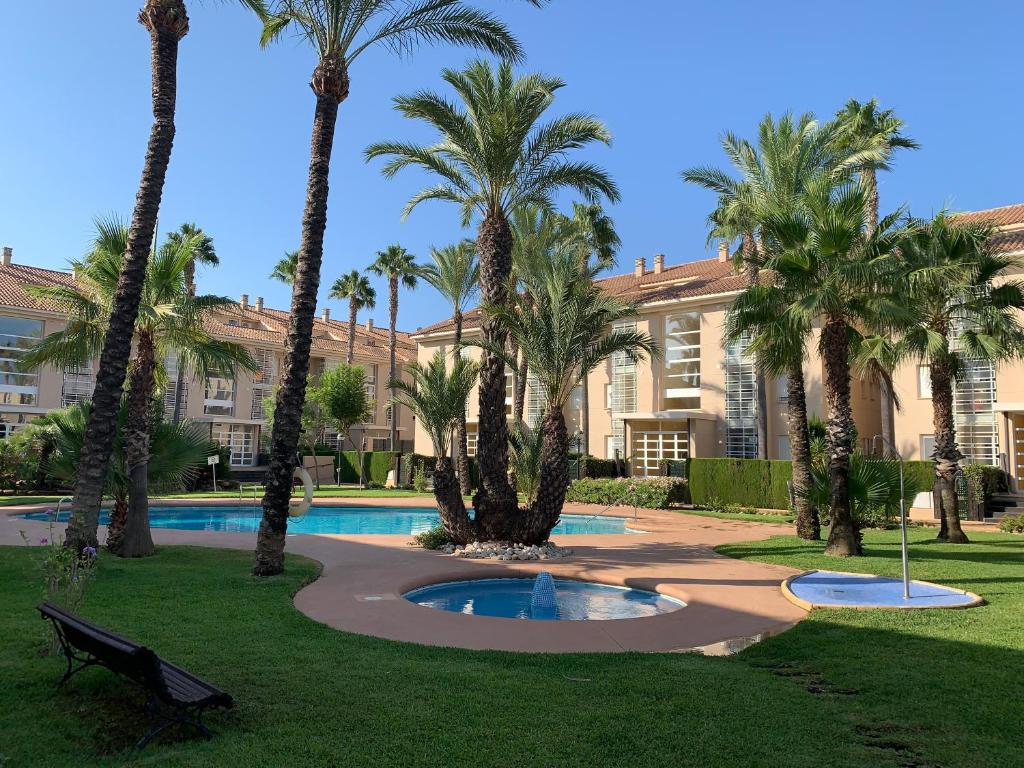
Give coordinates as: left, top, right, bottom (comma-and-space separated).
404, 577, 685, 620
20, 506, 630, 536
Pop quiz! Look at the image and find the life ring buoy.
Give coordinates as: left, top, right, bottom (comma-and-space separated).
289, 466, 314, 518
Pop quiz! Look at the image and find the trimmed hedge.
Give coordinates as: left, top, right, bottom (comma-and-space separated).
688, 458, 792, 510
565, 477, 688, 509
575, 455, 618, 479
333, 451, 397, 484
403, 453, 478, 490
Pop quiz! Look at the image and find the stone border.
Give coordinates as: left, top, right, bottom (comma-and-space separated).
780, 569, 985, 611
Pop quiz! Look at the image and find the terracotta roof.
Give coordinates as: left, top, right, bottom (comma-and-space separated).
0, 262, 79, 313
989, 229, 1024, 255
413, 256, 745, 337
0, 261, 414, 364
953, 203, 1024, 229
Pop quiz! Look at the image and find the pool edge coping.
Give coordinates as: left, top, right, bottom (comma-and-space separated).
780, 569, 985, 611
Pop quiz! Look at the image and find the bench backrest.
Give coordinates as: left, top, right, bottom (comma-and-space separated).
39, 603, 170, 700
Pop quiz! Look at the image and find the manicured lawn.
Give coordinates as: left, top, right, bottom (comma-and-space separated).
1, 529, 1020, 766
0, 495, 66, 507
676, 507, 795, 525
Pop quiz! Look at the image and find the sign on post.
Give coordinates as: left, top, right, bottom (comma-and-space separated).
208, 454, 219, 492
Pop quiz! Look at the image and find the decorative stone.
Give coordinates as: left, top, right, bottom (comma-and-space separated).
440, 540, 572, 561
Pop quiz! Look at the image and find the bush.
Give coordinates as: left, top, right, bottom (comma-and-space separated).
188, 443, 233, 491
576, 455, 618, 479
565, 477, 688, 509
688, 459, 791, 510
412, 524, 450, 549
335, 451, 397, 485
413, 466, 427, 493
962, 463, 1007, 501
998, 513, 1024, 534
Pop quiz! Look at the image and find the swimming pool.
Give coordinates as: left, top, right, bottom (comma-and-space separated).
19, 506, 631, 536
404, 575, 685, 620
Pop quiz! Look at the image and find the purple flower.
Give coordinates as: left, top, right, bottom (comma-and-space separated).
82, 546, 97, 559
39, 537, 49, 545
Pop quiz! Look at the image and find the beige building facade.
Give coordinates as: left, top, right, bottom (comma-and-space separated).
0, 249, 415, 468
411, 247, 883, 475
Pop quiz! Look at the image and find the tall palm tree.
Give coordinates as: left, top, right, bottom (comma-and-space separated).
268, 250, 299, 285
23, 219, 256, 557
165, 222, 219, 423
834, 98, 919, 451
421, 241, 479, 494
759, 176, 908, 556
367, 59, 618, 536
391, 351, 479, 543
369, 245, 420, 451
250, 2, 531, 576
64, 0, 193, 552
889, 214, 1024, 543
485, 254, 656, 542
329, 270, 377, 364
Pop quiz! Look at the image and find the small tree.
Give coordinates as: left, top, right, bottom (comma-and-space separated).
313, 365, 374, 487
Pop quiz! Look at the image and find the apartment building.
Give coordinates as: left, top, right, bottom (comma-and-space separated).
0, 248, 415, 467
891, 203, 1024, 488
411, 245, 883, 475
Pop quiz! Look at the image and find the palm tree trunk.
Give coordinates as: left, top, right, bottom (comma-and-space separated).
170, 258, 196, 424
862, 167, 879, 237
388, 276, 398, 452
346, 296, 357, 365
432, 455, 475, 544
254, 55, 348, 577
525, 404, 569, 543
66, 2, 187, 552
453, 311, 472, 496
931, 357, 969, 543
112, 330, 157, 558
822, 316, 862, 556
472, 207, 518, 537
787, 362, 820, 540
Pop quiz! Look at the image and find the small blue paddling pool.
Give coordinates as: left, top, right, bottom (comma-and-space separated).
783, 570, 982, 610
404, 574, 686, 621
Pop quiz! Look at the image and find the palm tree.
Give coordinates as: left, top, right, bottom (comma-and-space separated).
421, 241, 479, 495
329, 270, 377, 364
369, 245, 420, 451
759, 176, 908, 556
390, 351, 479, 544
23, 218, 256, 557
890, 213, 1024, 543
485, 254, 656, 542
367, 59, 618, 536
64, 0, 192, 552
726, 282, 819, 539
834, 98, 919, 451
165, 222, 218, 423
269, 250, 299, 285
43, 401, 212, 535
250, 2, 531, 577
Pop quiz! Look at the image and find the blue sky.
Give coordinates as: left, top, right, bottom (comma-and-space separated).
2, 1, 1022, 332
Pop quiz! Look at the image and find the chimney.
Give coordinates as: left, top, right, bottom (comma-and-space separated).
366, 318, 374, 333
240, 293, 249, 310
634, 257, 646, 278
717, 242, 729, 263
321, 307, 330, 322
254, 296, 263, 313
1, 247, 11, 267
653, 254, 665, 274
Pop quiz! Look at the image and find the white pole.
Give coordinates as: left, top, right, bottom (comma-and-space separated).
876, 434, 911, 600
211, 462, 217, 493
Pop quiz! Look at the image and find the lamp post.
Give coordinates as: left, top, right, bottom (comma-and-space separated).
874, 434, 911, 599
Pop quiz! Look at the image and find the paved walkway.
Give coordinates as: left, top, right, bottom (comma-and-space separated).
2, 500, 807, 654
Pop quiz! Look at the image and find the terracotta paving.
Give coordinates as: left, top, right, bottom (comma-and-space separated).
2, 499, 807, 654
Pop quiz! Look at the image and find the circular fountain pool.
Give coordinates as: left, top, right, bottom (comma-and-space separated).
404, 574, 685, 621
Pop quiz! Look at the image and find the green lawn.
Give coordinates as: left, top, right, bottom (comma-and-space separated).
1, 530, 1021, 767
675, 507, 795, 525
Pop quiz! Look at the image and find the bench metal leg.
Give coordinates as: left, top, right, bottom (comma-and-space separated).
135, 699, 214, 750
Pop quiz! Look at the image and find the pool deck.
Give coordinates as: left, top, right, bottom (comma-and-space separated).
2, 499, 807, 654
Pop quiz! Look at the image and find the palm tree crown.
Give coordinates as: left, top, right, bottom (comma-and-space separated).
421, 241, 479, 325
369, 244, 420, 288
269, 250, 299, 284
329, 269, 376, 310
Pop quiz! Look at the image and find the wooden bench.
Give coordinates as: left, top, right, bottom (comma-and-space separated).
38, 603, 233, 749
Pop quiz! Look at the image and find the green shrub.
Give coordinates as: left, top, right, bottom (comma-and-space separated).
577, 455, 618, 479
998, 513, 1024, 534
902, 461, 934, 497
688, 459, 791, 510
962, 463, 1007, 501
412, 524, 450, 549
565, 477, 688, 509
334, 451, 397, 484
413, 466, 427, 493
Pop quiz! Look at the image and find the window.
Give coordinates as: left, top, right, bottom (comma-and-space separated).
251, 349, 275, 421
0, 316, 43, 406
385, 405, 393, 426
466, 425, 478, 457
663, 313, 700, 409
0, 414, 33, 438
363, 363, 377, 403
724, 332, 758, 458
954, 358, 998, 465
504, 368, 514, 416
609, 321, 637, 457
61, 363, 93, 408
776, 374, 789, 403
526, 375, 546, 428
371, 436, 392, 451
163, 352, 188, 420
212, 423, 256, 466
631, 423, 689, 477
917, 366, 932, 399
204, 375, 235, 417
920, 435, 935, 460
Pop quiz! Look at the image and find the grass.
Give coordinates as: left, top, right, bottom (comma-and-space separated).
1, 529, 1021, 766
674, 507, 795, 525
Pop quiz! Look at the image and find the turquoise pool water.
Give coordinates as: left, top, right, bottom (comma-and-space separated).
20, 506, 630, 536
404, 576, 685, 620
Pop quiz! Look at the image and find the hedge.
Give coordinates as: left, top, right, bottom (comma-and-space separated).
576, 455, 618, 479
687, 458, 792, 510
565, 477, 688, 509
402, 453, 478, 489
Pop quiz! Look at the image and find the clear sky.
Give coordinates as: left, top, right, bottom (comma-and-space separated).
2, 1, 1022, 332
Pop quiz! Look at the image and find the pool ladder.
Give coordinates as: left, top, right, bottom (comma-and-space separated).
54, 496, 74, 520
